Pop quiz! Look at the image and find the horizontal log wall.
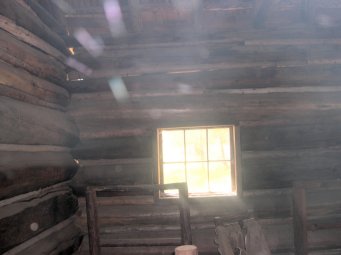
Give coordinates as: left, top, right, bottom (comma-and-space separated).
0, 1, 80, 254
0, 184, 78, 253
1, 185, 81, 255
69, 18, 341, 254
64, 0, 341, 254
0, 147, 78, 200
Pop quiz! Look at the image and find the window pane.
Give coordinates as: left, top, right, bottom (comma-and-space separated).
186, 162, 208, 193
209, 161, 232, 193
185, 129, 207, 162
162, 130, 184, 163
208, 128, 231, 161
163, 163, 186, 184
163, 163, 185, 196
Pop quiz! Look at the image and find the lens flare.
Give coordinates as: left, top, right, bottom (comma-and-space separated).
103, 0, 127, 37
109, 77, 129, 103
65, 57, 92, 76
73, 28, 104, 57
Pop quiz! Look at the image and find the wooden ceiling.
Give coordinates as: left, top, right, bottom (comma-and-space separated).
35, 0, 341, 85
48, 0, 341, 47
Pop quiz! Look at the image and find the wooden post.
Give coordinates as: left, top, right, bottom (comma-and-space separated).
178, 184, 192, 245
292, 184, 308, 255
85, 187, 101, 255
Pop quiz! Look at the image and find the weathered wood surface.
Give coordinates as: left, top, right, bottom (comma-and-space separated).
3, 216, 81, 255
64, 0, 341, 41
293, 185, 308, 255
0, 85, 65, 112
240, 121, 341, 151
71, 115, 341, 154
64, 21, 341, 47
62, 2, 341, 255
79, 196, 154, 208
0, 60, 69, 110
69, 91, 341, 124
0, 2, 80, 254
178, 186, 192, 245
70, 90, 341, 111
72, 136, 151, 160
0, 149, 78, 199
74, 116, 337, 140
76, 187, 341, 222
100, 237, 181, 247
0, 97, 79, 146
86, 58, 341, 79
76, 216, 341, 254
76, 186, 341, 254
37, 0, 68, 32
74, 43, 341, 76
0, 15, 66, 63
0, 188, 78, 253
85, 188, 101, 255
0, 29, 67, 87
0, 144, 69, 152
72, 142, 341, 195
73, 37, 341, 54
243, 147, 341, 190
67, 63, 341, 93
72, 158, 152, 195
74, 42, 308, 69
0, 181, 70, 208
70, 68, 341, 255
71, 108, 341, 143
75, 245, 180, 255
23, 0, 65, 35
70, 103, 341, 157
0, 0, 68, 55
83, 184, 191, 253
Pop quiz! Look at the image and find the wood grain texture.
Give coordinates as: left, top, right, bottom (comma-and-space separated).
0, 150, 79, 199
242, 147, 341, 189
85, 188, 101, 255
72, 136, 151, 160
0, 0, 68, 55
0, 60, 69, 110
3, 216, 81, 255
0, 15, 66, 63
66, 63, 341, 94
0, 97, 79, 146
0, 29, 67, 87
55, 1, 341, 254
293, 185, 308, 255
0, 189, 78, 253
71, 158, 152, 195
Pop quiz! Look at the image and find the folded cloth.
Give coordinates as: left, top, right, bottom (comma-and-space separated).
215, 223, 245, 255
215, 219, 271, 255
243, 219, 271, 255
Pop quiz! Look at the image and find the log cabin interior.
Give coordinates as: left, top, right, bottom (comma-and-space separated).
1, 0, 341, 254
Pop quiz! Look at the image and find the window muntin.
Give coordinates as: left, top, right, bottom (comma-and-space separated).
158, 126, 237, 197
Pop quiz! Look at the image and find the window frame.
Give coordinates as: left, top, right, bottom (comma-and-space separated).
155, 125, 242, 199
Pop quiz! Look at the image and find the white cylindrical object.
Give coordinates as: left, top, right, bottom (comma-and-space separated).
175, 245, 198, 255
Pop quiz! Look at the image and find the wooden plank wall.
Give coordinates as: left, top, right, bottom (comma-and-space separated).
0, 0, 81, 253
66, 0, 341, 254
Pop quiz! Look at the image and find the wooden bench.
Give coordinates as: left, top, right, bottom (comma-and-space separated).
85, 183, 192, 255
292, 179, 341, 255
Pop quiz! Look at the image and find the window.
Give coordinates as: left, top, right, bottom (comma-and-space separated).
157, 125, 239, 197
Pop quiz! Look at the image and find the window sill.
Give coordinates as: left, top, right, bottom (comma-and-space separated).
156, 192, 241, 205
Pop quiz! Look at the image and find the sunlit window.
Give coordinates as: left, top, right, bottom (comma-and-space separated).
157, 126, 238, 197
